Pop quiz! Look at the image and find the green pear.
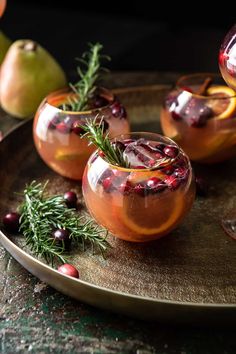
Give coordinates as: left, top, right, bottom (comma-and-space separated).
0, 31, 11, 64
0, 39, 67, 118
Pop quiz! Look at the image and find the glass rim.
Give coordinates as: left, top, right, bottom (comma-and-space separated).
176, 72, 236, 99
43, 86, 114, 115
92, 132, 185, 172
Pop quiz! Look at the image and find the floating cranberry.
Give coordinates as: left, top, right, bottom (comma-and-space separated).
72, 120, 84, 135
146, 177, 162, 188
134, 183, 146, 196
171, 110, 182, 120
102, 176, 113, 191
3, 212, 20, 233
56, 121, 71, 134
164, 175, 180, 190
119, 181, 132, 195
48, 115, 60, 130
195, 176, 208, 197
93, 95, 109, 108
164, 145, 179, 158
52, 229, 71, 249
162, 165, 174, 175
174, 167, 187, 179
57, 263, 79, 278
63, 191, 78, 208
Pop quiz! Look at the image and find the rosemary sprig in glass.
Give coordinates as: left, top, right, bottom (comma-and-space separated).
19, 181, 109, 265
66, 42, 110, 112
82, 118, 130, 168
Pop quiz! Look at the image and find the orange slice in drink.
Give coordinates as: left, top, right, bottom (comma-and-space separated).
128, 170, 166, 184
207, 85, 236, 119
55, 149, 82, 161
119, 191, 184, 237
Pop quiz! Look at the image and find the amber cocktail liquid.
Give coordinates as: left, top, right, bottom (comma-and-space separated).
83, 133, 195, 242
33, 88, 130, 180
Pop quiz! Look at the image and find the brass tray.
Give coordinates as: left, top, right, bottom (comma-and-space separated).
0, 85, 235, 324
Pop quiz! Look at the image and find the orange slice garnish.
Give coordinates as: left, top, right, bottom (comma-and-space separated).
207, 85, 236, 119
128, 170, 166, 184
119, 191, 184, 236
55, 150, 82, 161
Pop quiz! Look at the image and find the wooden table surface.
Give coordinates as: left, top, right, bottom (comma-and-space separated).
0, 72, 235, 354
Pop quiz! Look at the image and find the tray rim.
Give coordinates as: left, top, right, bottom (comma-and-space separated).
0, 86, 236, 322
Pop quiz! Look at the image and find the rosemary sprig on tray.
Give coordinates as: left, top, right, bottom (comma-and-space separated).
67, 42, 110, 112
82, 118, 130, 168
19, 181, 109, 265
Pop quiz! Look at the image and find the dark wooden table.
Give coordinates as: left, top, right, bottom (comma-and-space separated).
0, 72, 235, 354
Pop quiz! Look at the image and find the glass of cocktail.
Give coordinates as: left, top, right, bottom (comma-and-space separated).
33, 87, 130, 180
82, 132, 195, 242
160, 73, 236, 163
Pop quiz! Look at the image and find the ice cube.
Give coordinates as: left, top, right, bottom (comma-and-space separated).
123, 139, 164, 168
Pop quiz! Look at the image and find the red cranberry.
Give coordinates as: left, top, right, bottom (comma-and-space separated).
111, 102, 127, 118
148, 159, 156, 167
102, 176, 113, 191
72, 120, 84, 135
57, 263, 79, 278
174, 167, 187, 179
146, 177, 162, 188
93, 95, 109, 108
48, 115, 60, 129
164, 175, 181, 190
171, 111, 182, 120
98, 150, 105, 158
52, 229, 71, 249
119, 181, 132, 195
155, 152, 164, 160
195, 176, 208, 197
64, 191, 78, 208
162, 165, 175, 175
3, 212, 20, 233
134, 183, 146, 196
164, 145, 179, 158
56, 121, 71, 134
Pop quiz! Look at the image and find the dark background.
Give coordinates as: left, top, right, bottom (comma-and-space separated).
0, 1, 234, 77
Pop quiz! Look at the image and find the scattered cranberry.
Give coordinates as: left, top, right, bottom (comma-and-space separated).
52, 229, 71, 249
111, 102, 127, 118
102, 176, 113, 191
195, 176, 208, 197
164, 145, 179, 158
64, 191, 78, 208
164, 175, 181, 190
3, 212, 20, 233
57, 263, 79, 278
72, 120, 84, 135
56, 121, 71, 134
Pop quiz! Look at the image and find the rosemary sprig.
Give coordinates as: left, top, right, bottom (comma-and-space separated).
82, 118, 130, 168
19, 181, 109, 265
67, 42, 110, 112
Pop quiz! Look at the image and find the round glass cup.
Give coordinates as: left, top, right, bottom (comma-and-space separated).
82, 132, 195, 242
160, 73, 236, 163
33, 87, 130, 180
219, 24, 236, 90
